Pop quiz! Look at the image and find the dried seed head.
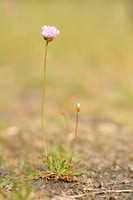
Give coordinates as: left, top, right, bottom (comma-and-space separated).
76, 103, 81, 112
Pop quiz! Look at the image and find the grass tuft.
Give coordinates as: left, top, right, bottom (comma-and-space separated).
25, 153, 88, 182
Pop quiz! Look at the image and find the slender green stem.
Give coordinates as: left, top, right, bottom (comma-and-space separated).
72, 112, 78, 155
42, 40, 48, 157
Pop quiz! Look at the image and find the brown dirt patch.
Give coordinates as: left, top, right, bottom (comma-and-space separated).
0, 115, 133, 199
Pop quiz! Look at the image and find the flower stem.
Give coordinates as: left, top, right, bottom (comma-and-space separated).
42, 40, 48, 157
72, 111, 79, 155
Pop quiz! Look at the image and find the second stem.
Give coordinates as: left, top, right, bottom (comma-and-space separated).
72, 111, 78, 155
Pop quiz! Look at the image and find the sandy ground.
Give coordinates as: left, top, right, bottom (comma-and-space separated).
0, 113, 133, 199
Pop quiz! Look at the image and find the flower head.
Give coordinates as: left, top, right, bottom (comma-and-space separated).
42, 25, 60, 42
76, 103, 81, 112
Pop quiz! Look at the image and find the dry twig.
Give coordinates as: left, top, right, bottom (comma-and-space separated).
67, 188, 133, 198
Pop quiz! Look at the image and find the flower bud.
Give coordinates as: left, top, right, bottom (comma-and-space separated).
61, 110, 66, 116
76, 103, 81, 112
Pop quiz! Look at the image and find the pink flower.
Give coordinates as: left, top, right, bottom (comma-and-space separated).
76, 103, 81, 112
42, 25, 60, 42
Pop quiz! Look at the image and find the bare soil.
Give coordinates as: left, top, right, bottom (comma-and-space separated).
0, 115, 133, 199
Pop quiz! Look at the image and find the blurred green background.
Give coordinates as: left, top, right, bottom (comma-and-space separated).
0, 0, 133, 128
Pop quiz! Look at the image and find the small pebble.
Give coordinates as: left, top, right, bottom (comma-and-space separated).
128, 165, 133, 172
